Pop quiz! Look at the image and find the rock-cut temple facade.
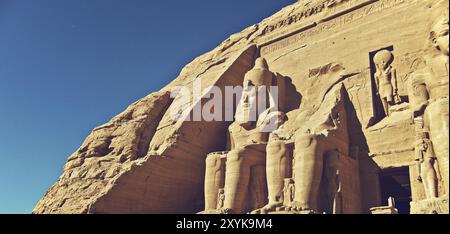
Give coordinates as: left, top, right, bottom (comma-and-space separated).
34, 0, 449, 214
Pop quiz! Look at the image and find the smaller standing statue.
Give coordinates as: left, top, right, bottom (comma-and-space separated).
216, 189, 225, 209
373, 50, 400, 117
414, 117, 438, 199
282, 178, 295, 207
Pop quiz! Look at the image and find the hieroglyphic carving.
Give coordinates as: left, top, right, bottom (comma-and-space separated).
260, 0, 376, 43
260, 0, 407, 56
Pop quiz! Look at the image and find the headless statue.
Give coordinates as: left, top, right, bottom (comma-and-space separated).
290, 88, 349, 213
254, 84, 350, 214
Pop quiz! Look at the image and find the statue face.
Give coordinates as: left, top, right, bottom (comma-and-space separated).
432, 18, 449, 56
239, 78, 269, 124
373, 50, 393, 70
420, 142, 428, 151
236, 57, 272, 125
242, 79, 256, 110
376, 60, 388, 70
239, 79, 256, 124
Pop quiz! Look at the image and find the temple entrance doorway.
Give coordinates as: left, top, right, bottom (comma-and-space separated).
379, 167, 412, 214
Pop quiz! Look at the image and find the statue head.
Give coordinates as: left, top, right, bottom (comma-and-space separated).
373, 50, 394, 70
284, 178, 294, 187
430, 12, 449, 56
254, 57, 269, 70
243, 58, 272, 87
218, 188, 225, 195
237, 57, 273, 125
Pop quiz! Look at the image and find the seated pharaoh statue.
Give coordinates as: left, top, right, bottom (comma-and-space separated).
289, 84, 350, 213
200, 57, 287, 214
253, 81, 352, 214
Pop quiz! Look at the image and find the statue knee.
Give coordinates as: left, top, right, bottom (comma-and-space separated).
227, 149, 241, 161
267, 140, 286, 155
226, 149, 248, 166
295, 133, 318, 148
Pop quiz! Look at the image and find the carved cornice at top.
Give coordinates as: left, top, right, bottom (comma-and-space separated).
256, 0, 378, 46
256, 0, 412, 57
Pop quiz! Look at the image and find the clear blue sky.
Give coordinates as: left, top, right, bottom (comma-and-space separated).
0, 0, 295, 213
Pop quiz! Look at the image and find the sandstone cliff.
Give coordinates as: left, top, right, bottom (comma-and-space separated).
33, 13, 266, 214
34, 0, 449, 214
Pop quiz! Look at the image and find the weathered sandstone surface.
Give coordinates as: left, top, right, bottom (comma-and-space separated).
34, 0, 449, 214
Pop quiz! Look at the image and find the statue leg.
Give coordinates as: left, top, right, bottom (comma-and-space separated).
421, 158, 438, 198
223, 147, 266, 213
251, 141, 290, 214
223, 149, 251, 214
382, 98, 390, 117
266, 140, 290, 206
333, 191, 343, 214
249, 165, 268, 211
293, 134, 324, 211
425, 99, 449, 194
204, 153, 226, 210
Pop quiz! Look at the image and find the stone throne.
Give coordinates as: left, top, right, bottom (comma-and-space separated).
200, 57, 288, 214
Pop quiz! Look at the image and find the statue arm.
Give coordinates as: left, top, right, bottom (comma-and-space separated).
393, 69, 398, 94
415, 143, 424, 182
415, 140, 424, 162
228, 131, 235, 150
374, 73, 380, 95
416, 160, 422, 182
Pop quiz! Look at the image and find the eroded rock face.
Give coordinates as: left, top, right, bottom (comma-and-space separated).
35, 0, 449, 214
33, 91, 173, 214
